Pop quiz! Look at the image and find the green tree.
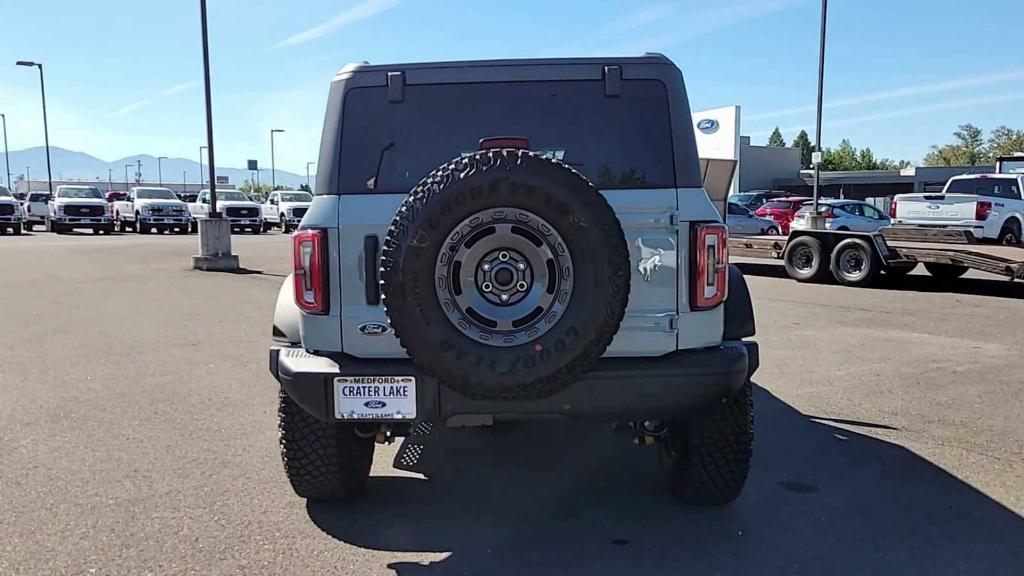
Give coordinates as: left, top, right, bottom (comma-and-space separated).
986, 125, 1024, 159
238, 180, 273, 201
767, 127, 786, 147
298, 183, 312, 193
791, 130, 813, 169
821, 139, 859, 171
924, 123, 987, 167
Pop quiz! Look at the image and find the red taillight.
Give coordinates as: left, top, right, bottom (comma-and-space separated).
975, 201, 992, 221
693, 223, 729, 310
824, 209, 837, 219
889, 200, 897, 218
293, 229, 328, 314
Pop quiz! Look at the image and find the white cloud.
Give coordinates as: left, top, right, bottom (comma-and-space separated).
273, 0, 401, 49
108, 81, 199, 118
747, 93, 1024, 138
746, 69, 1024, 121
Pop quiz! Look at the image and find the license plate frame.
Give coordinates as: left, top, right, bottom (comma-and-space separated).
334, 376, 417, 420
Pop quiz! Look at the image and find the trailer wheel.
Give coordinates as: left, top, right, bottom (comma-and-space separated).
924, 262, 968, 281
830, 238, 881, 287
783, 236, 829, 283
884, 262, 917, 278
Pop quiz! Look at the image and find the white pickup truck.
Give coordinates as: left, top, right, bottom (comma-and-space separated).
891, 173, 1024, 245
0, 185, 24, 235
187, 189, 264, 234
260, 190, 312, 233
48, 185, 114, 234
112, 186, 191, 234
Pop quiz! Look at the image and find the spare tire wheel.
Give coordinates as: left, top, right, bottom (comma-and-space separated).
380, 149, 630, 400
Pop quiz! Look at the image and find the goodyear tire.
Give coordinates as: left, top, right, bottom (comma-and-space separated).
380, 149, 630, 400
666, 380, 754, 505
783, 236, 829, 283
278, 389, 374, 501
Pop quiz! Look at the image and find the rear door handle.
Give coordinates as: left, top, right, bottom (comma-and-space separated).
364, 235, 381, 305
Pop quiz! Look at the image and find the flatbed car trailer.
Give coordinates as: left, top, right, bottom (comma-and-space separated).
729, 227, 1024, 288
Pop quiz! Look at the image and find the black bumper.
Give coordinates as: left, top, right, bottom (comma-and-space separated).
270, 341, 758, 423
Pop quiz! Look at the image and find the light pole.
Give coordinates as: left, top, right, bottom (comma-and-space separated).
136, 159, 142, 185
1, 113, 11, 191
26, 166, 30, 191
157, 156, 167, 186
270, 129, 284, 190
15, 61, 53, 195
107, 168, 113, 192
809, 0, 828, 228
124, 164, 132, 192
182, 170, 187, 195
199, 145, 207, 187
305, 161, 315, 189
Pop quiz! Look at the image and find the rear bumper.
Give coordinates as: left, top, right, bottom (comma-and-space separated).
892, 221, 988, 238
269, 340, 759, 423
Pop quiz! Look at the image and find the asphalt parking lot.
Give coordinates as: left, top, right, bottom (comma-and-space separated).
1, 231, 1022, 575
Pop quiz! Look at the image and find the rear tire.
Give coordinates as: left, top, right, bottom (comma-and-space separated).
998, 220, 1021, 246
278, 389, 374, 501
924, 262, 968, 281
24, 222, 33, 232
783, 236, 829, 283
830, 238, 881, 287
765, 226, 780, 236
666, 380, 754, 505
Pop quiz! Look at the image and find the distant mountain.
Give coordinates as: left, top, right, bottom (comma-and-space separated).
4, 146, 308, 189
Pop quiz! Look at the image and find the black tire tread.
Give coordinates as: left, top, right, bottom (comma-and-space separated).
379, 149, 629, 400
669, 380, 754, 505
278, 389, 374, 501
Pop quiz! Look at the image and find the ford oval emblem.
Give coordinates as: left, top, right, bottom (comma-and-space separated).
364, 400, 387, 409
697, 118, 719, 134
357, 322, 391, 336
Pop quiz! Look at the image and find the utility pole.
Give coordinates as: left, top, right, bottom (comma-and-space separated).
182, 170, 187, 195
136, 159, 142, 185
124, 164, 132, 192
15, 61, 53, 195
306, 161, 315, 189
107, 168, 113, 192
809, 0, 828, 229
270, 129, 284, 190
157, 156, 167, 186
0, 114, 11, 191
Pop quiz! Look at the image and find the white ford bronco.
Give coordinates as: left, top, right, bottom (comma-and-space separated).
269, 55, 759, 505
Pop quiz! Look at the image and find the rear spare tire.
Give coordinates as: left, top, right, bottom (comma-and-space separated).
380, 149, 630, 400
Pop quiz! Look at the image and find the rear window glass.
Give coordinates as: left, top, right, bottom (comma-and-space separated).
28, 193, 51, 202
946, 178, 1019, 199
762, 201, 805, 210
336, 79, 676, 194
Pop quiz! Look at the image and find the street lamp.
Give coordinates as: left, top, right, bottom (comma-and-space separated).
182, 170, 187, 195
810, 0, 828, 228
124, 164, 133, 192
157, 156, 167, 186
15, 60, 53, 195
305, 161, 315, 189
26, 166, 30, 190
136, 159, 142, 185
107, 168, 113, 192
199, 145, 207, 187
0, 113, 11, 191
270, 129, 285, 190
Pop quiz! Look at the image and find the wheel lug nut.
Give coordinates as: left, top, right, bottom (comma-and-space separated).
517, 262, 526, 270
500, 293, 509, 302
516, 281, 528, 291
499, 251, 509, 261
482, 263, 491, 272
482, 282, 493, 292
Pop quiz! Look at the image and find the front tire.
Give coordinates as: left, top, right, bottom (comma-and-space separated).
24, 222, 33, 232
12, 223, 22, 235
783, 236, 829, 283
765, 226, 780, 236
665, 380, 754, 505
278, 389, 374, 501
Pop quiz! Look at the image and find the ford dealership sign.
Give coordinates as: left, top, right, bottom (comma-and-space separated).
697, 118, 719, 134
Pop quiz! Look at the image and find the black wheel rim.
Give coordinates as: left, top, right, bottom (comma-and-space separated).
791, 245, 815, 272
839, 249, 866, 278
435, 207, 574, 347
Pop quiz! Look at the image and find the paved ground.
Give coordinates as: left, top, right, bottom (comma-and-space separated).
1, 231, 1022, 575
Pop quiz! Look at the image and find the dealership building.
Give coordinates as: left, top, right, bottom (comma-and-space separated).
692, 105, 997, 206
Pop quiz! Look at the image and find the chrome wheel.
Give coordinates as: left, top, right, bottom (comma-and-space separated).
435, 207, 574, 347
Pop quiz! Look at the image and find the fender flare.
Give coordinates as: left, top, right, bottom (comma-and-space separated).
999, 213, 1023, 232
724, 265, 756, 340
273, 274, 301, 344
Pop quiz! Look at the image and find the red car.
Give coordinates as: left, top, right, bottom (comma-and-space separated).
755, 196, 812, 234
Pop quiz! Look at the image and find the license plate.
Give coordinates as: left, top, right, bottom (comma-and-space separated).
334, 376, 416, 420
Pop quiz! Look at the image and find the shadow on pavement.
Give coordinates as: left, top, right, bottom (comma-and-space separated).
307, 386, 1024, 575
736, 261, 1023, 299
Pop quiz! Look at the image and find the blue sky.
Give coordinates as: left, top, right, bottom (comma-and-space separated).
1, 0, 1022, 175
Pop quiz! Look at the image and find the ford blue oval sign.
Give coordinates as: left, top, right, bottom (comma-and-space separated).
364, 400, 387, 409
697, 118, 719, 134
357, 322, 391, 336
